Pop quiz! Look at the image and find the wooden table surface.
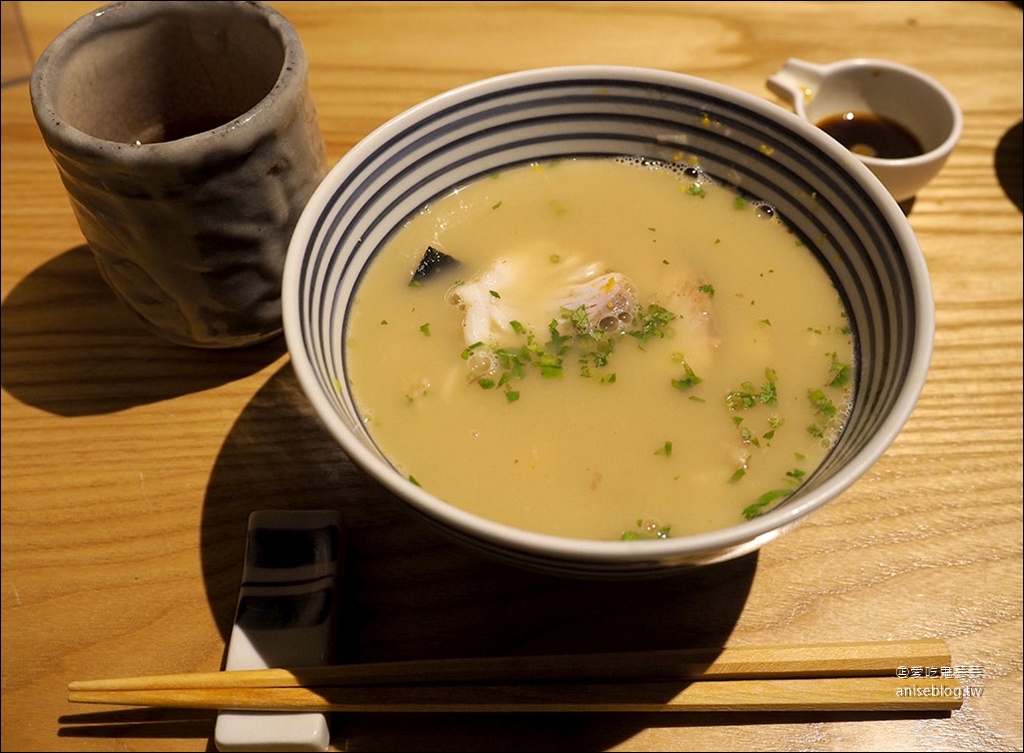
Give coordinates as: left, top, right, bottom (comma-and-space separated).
2, 2, 1021, 751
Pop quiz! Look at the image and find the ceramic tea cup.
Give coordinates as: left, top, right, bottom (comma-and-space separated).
30, 1, 328, 348
767, 58, 962, 203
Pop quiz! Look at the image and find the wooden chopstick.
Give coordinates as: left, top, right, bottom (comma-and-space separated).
68, 639, 950, 691
67, 676, 963, 713
67, 639, 963, 713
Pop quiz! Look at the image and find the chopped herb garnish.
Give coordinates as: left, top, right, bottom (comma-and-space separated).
539, 359, 564, 378
461, 342, 485, 360
761, 369, 779, 403
698, 283, 715, 297
726, 368, 778, 410
808, 388, 837, 417
419, 323, 430, 336
564, 304, 592, 336
627, 304, 676, 344
671, 359, 702, 391
621, 520, 672, 540
828, 352, 852, 388
655, 441, 673, 457
743, 488, 793, 519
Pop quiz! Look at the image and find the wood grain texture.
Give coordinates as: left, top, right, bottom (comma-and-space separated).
0, 0, 33, 86
2, 2, 1021, 751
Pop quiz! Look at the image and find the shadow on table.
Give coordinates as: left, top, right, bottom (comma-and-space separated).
995, 120, 1023, 213
0, 245, 285, 416
192, 362, 759, 751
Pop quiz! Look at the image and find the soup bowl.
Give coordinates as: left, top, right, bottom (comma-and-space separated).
282, 66, 934, 578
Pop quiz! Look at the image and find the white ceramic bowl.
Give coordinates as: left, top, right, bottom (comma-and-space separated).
283, 66, 934, 578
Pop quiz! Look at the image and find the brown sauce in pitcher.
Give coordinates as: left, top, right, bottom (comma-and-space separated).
817, 111, 925, 159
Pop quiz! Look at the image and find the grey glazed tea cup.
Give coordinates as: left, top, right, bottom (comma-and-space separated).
30, 1, 328, 348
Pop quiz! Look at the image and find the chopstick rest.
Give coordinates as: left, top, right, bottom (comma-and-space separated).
214, 510, 344, 752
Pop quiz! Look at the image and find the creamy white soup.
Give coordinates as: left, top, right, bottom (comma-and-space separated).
345, 157, 854, 541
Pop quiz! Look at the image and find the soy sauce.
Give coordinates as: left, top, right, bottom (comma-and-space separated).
817, 111, 925, 159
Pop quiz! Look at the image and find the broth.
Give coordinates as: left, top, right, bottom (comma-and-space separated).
345, 157, 854, 541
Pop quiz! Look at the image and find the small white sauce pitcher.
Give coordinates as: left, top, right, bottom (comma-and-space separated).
767, 58, 962, 203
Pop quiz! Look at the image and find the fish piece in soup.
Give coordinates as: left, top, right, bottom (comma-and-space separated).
555, 262, 639, 337
654, 270, 721, 376
445, 254, 638, 380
